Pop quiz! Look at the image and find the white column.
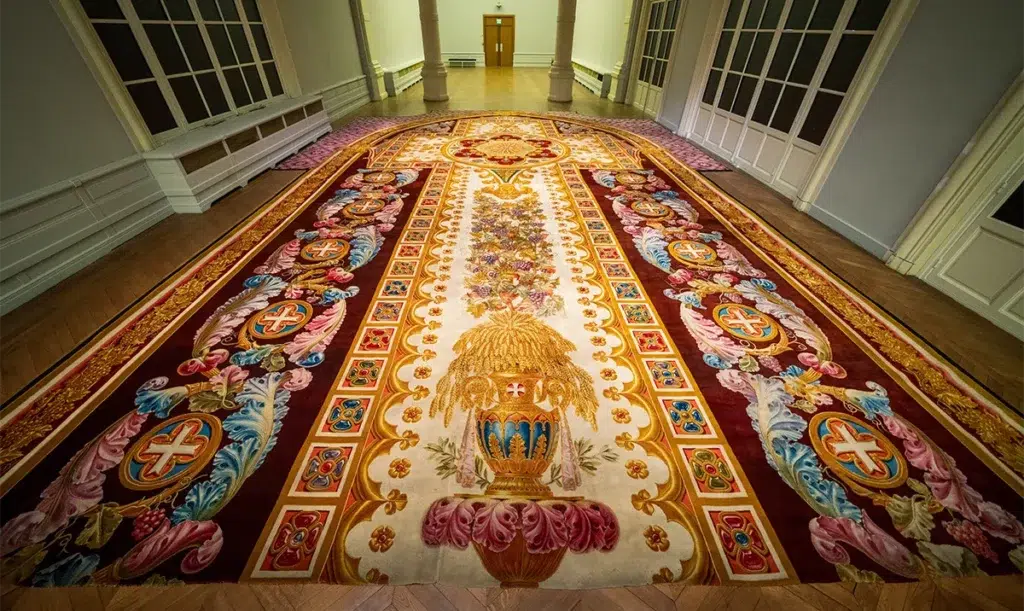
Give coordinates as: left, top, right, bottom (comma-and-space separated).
418, 0, 449, 102
548, 0, 578, 103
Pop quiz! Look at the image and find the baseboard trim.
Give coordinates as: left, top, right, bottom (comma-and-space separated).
807, 204, 893, 260
513, 52, 553, 67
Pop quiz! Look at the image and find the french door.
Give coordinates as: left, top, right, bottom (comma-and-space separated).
630, 0, 683, 117
686, 0, 890, 197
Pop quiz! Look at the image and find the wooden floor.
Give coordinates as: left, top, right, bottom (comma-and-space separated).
1, 68, 1021, 608
3, 576, 1022, 610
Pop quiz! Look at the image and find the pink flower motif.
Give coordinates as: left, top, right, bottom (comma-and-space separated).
797, 352, 820, 368
327, 268, 354, 283
721, 292, 744, 303
283, 368, 313, 391
818, 360, 847, 379
176, 349, 229, 377
667, 269, 693, 287
686, 230, 701, 239
712, 273, 737, 286
284, 287, 305, 299
210, 365, 248, 389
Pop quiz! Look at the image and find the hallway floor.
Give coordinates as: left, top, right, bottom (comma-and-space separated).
2, 71, 1022, 611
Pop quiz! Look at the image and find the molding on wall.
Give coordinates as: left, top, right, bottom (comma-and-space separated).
383, 58, 425, 97
793, 0, 920, 213
571, 59, 604, 96
807, 204, 893, 260
442, 52, 485, 65
319, 76, 373, 121
889, 74, 1024, 276
513, 52, 554, 67
0, 155, 172, 314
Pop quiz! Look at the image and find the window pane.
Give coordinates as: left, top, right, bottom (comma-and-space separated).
751, 79, 782, 125
822, 34, 871, 92
243, 65, 266, 102
80, 0, 124, 19
718, 73, 741, 111
730, 32, 754, 71
127, 81, 176, 133
799, 91, 842, 144
242, 0, 261, 21
655, 60, 668, 87
743, 0, 766, 29
745, 32, 773, 74
760, 0, 785, 28
196, 0, 221, 20
848, 0, 890, 30
665, 0, 680, 28
732, 76, 758, 116
770, 85, 805, 131
196, 71, 230, 114
164, 0, 194, 20
789, 33, 828, 84
723, 0, 743, 29
169, 75, 209, 122
218, 0, 240, 21
228, 24, 253, 63
809, 0, 843, 30
131, 0, 166, 20
250, 24, 273, 61
94, 23, 152, 81
640, 58, 651, 82
767, 32, 799, 79
263, 61, 283, 96
144, 24, 189, 75
702, 69, 722, 104
785, 0, 814, 29
659, 32, 674, 61
651, 3, 664, 29
176, 24, 213, 70
207, 24, 236, 65
991, 181, 1023, 230
712, 31, 733, 69
223, 67, 250, 106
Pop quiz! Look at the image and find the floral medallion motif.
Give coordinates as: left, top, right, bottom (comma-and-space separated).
442, 133, 568, 169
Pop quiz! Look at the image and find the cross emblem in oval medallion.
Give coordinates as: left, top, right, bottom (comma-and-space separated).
809, 413, 907, 489
343, 198, 386, 217
669, 240, 718, 265
630, 199, 672, 219
247, 300, 314, 340
361, 171, 396, 184
712, 303, 779, 342
120, 413, 222, 491
615, 172, 649, 186
300, 238, 350, 262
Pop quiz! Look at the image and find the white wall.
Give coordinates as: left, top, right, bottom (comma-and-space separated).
0, 1, 173, 314
366, 0, 424, 71
571, 0, 631, 75
273, 0, 371, 119
275, 0, 365, 92
810, 0, 1024, 259
658, 0, 717, 132
1, 0, 137, 201
436, 0, 557, 66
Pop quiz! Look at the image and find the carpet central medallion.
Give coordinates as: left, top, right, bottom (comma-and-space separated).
1, 113, 1020, 591
442, 132, 568, 169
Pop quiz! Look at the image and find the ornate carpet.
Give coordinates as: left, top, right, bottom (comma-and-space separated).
2, 113, 1021, 590
276, 112, 729, 172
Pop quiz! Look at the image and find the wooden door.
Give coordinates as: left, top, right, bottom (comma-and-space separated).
484, 15, 515, 66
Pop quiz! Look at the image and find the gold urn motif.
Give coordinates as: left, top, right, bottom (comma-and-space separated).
466, 373, 560, 497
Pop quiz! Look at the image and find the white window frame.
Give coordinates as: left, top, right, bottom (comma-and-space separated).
58, 0, 288, 147
679, 0, 917, 203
